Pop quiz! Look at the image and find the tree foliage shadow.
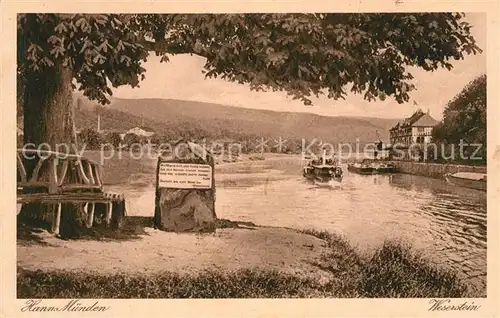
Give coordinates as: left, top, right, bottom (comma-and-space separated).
17, 217, 259, 245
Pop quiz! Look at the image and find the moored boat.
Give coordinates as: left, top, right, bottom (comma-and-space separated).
372, 162, 398, 174
347, 163, 374, 175
445, 172, 486, 191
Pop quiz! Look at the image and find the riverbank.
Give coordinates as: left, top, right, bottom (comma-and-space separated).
17, 219, 469, 298
363, 159, 486, 180
393, 161, 486, 180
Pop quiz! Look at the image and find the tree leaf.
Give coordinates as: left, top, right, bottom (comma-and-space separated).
54, 22, 67, 33
75, 18, 87, 30
19, 13, 482, 108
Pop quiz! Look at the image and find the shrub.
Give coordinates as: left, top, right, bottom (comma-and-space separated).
301, 228, 470, 298
105, 132, 122, 148
123, 133, 141, 146
150, 135, 161, 145
357, 241, 468, 298
78, 128, 102, 150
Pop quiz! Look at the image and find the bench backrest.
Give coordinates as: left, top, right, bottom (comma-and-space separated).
17, 149, 103, 194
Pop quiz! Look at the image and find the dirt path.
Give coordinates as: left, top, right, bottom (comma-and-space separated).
17, 226, 332, 282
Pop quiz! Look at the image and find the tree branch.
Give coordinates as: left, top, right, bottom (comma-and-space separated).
141, 40, 196, 55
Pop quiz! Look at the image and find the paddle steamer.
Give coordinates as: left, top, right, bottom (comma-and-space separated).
303, 149, 343, 185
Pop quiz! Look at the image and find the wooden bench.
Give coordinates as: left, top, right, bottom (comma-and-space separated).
17, 149, 126, 235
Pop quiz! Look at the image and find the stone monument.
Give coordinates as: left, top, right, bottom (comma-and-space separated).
153, 139, 216, 232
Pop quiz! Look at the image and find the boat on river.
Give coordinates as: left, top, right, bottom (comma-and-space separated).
445, 172, 487, 191
303, 150, 343, 186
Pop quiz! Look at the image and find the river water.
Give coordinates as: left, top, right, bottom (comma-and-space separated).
115, 156, 487, 296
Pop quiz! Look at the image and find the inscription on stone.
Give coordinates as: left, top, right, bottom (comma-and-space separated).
158, 163, 212, 189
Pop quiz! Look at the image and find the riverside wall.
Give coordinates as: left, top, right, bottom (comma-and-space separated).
391, 161, 487, 180
361, 159, 487, 180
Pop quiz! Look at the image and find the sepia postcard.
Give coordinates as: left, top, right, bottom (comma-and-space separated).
1, 0, 499, 317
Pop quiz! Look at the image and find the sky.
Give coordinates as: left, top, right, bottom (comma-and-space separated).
110, 13, 486, 121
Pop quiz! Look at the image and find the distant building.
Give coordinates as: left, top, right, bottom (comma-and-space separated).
389, 109, 439, 146
120, 126, 157, 145
124, 126, 156, 138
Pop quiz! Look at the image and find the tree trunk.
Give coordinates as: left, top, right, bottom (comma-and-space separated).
18, 61, 86, 238
23, 62, 75, 147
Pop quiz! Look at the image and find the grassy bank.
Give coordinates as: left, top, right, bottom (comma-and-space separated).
17, 227, 469, 298
299, 229, 469, 298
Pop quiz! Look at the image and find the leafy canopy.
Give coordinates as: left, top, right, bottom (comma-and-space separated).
18, 13, 481, 105
432, 74, 486, 144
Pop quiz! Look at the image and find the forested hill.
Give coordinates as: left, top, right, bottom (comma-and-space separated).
73, 97, 399, 144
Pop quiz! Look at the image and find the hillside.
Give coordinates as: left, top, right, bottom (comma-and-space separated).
74, 97, 398, 144
18, 97, 399, 147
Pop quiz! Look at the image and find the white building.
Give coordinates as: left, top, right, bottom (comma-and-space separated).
389, 109, 439, 145
120, 126, 157, 145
